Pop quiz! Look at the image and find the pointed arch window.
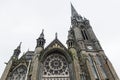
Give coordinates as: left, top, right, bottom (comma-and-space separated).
88, 55, 99, 80
96, 56, 108, 79
7, 65, 27, 80
81, 27, 89, 40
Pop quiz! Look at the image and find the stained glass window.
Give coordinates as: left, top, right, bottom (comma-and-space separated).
42, 53, 70, 80
8, 65, 27, 80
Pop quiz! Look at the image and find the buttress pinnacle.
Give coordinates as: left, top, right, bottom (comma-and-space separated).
40, 29, 44, 38
17, 42, 22, 50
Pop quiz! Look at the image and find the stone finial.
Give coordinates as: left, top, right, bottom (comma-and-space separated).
55, 32, 58, 39
40, 29, 44, 38
17, 42, 22, 50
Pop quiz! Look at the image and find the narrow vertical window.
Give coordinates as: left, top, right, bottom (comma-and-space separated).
81, 29, 89, 40
81, 30, 86, 40
88, 55, 99, 79
81, 72, 86, 80
83, 30, 88, 40
96, 56, 108, 79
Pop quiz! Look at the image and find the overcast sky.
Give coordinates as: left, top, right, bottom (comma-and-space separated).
0, 0, 120, 78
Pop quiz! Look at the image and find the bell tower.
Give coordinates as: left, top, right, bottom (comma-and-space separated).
68, 4, 119, 80
70, 3, 100, 51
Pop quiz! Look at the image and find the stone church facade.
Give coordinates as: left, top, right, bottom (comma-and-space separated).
1, 4, 119, 80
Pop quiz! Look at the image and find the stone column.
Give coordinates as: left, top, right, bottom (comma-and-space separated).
31, 47, 43, 80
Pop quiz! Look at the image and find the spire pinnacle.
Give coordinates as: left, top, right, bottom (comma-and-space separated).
55, 32, 58, 39
17, 42, 22, 50
40, 29, 44, 38
27, 48, 29, 51
71, 3, 79, 17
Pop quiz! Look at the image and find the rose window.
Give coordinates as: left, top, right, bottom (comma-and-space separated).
42, 53, 70, 80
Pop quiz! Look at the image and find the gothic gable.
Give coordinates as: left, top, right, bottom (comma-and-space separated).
45, 38, 67, 51
40, 38, 72, 63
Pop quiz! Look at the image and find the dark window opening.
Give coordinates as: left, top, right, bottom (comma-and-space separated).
83, 30, 88, 40
81, 29, 89, 40
81, 30, 85, 40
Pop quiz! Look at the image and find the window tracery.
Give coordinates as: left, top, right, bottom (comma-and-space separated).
42, 53, 70, 80
8, 65, 27, 80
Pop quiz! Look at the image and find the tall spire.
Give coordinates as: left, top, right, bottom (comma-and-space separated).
71, 3, 83, 25
71, 3, 79, 17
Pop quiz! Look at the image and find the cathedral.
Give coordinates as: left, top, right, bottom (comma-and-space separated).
0, 4, 119, 80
